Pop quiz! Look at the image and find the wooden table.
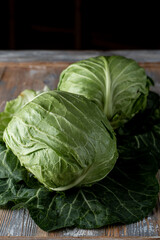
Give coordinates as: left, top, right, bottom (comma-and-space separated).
0, 50, 160, 240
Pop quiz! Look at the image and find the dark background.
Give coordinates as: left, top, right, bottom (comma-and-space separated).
0, 0, 159, 50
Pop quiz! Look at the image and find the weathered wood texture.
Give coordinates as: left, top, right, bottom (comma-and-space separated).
0, 51, 160, 239
0, 50, 160, 62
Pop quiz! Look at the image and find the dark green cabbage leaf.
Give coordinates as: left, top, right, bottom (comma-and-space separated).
0, 91, 159, 231
0, 142, 41, 207
117, 91, 160, 168
58, 56, 150, 128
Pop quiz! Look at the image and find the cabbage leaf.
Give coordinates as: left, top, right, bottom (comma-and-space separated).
0, 87, 49, 141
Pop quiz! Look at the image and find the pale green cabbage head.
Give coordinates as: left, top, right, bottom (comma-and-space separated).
58, 56, 150, 128
3, 91, 118, 191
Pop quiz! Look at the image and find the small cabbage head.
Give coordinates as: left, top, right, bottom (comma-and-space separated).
0, 86, 50, 141
58, 56, 150, 128
3, 91, 118, 191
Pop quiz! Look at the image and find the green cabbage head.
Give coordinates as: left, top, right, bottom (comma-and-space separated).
0, 86, 50, 141
58, 56, 150, 128
3, 91, 118, 191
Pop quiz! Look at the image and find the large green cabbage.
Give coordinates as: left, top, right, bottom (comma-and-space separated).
58, 56, 150, 128
3, 91, 118, 191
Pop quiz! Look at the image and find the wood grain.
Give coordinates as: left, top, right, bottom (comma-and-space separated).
0, 53, 160, 238
0, 50, 160, 62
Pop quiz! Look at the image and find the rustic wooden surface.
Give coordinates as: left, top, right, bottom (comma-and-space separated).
0, 51, 160, 239
0, 50, 160, 62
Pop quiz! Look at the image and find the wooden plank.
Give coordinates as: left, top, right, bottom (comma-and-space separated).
0, 63, 69, 111
0, 237, 159, 240
0, 50, 160, 63
0, 59, 160, 238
